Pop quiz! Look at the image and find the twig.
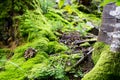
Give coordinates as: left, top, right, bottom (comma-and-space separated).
74, 39, 96, 45
72, 48, 94, 68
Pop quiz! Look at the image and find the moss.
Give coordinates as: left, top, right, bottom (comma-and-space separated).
0, 0, 36, 45
82, 43, 120, 80
80, 42, 90, 47
25, 53, 82, 80
0, 49, 10, 59
27, 63, 66, 80
0, 0, 11, 18
92, 42, 109, 64
0, 43, 79, 80
12, 38, 49, 59
0, 70, 26, 80
0, 38, 67, 80
39, 29, 57, 41
49, 53, 82, 72
0, 51, 49, 80
0, 0, 101, 79
0, 49, 11, 70
47, 41, 68, 55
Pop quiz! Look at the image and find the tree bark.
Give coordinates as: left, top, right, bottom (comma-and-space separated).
82, 3, 120, 80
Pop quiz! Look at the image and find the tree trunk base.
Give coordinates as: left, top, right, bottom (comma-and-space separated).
82, 42, 120, 80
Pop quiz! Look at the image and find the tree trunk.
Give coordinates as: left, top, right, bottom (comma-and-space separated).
82, 3, 120, 80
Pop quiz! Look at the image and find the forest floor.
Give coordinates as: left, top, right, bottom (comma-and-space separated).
58, 31, 96, 80
0, 1, 102, 79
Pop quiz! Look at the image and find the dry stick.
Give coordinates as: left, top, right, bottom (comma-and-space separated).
75, 39, 96, 45
72, 48, 94, 68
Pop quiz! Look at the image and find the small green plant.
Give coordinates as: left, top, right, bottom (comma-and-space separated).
51, 21, 64, 31
39, 0, 55, 13
28, 63, 66, 80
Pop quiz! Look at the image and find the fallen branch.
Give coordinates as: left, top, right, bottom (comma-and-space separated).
65, 48, 94, 72
74, 39, 96, 45
73, 48, 94, 68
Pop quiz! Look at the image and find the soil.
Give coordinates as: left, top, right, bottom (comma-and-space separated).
59, 31, 95, 80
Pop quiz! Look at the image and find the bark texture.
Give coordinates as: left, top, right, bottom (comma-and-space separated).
82, 3, 120, 80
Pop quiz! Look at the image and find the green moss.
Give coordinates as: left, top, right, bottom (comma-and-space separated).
28, 63, 66, 80
12, 38, 49, 59
82, 43, 120, 80
0, 70, 26, 80
47, 41, 68, 54
25, 52, 82, 80
0, 51, 49, 80
0, 49, 10, 59
0, 38, 67, 80
0, 49, 11, 70
0, 0, 102, 79
0, 0, 11, 18
80, 42, 90, 47
92, 42, 109, 64
0, 42, 79, 80
39, 29, 57, 41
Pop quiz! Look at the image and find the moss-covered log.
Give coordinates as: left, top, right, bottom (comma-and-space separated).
82, 42, 120, 80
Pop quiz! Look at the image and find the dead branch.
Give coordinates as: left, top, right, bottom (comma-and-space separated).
72, 48, 94, 68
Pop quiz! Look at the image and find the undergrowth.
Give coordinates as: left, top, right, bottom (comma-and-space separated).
0, 0, 101, 80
